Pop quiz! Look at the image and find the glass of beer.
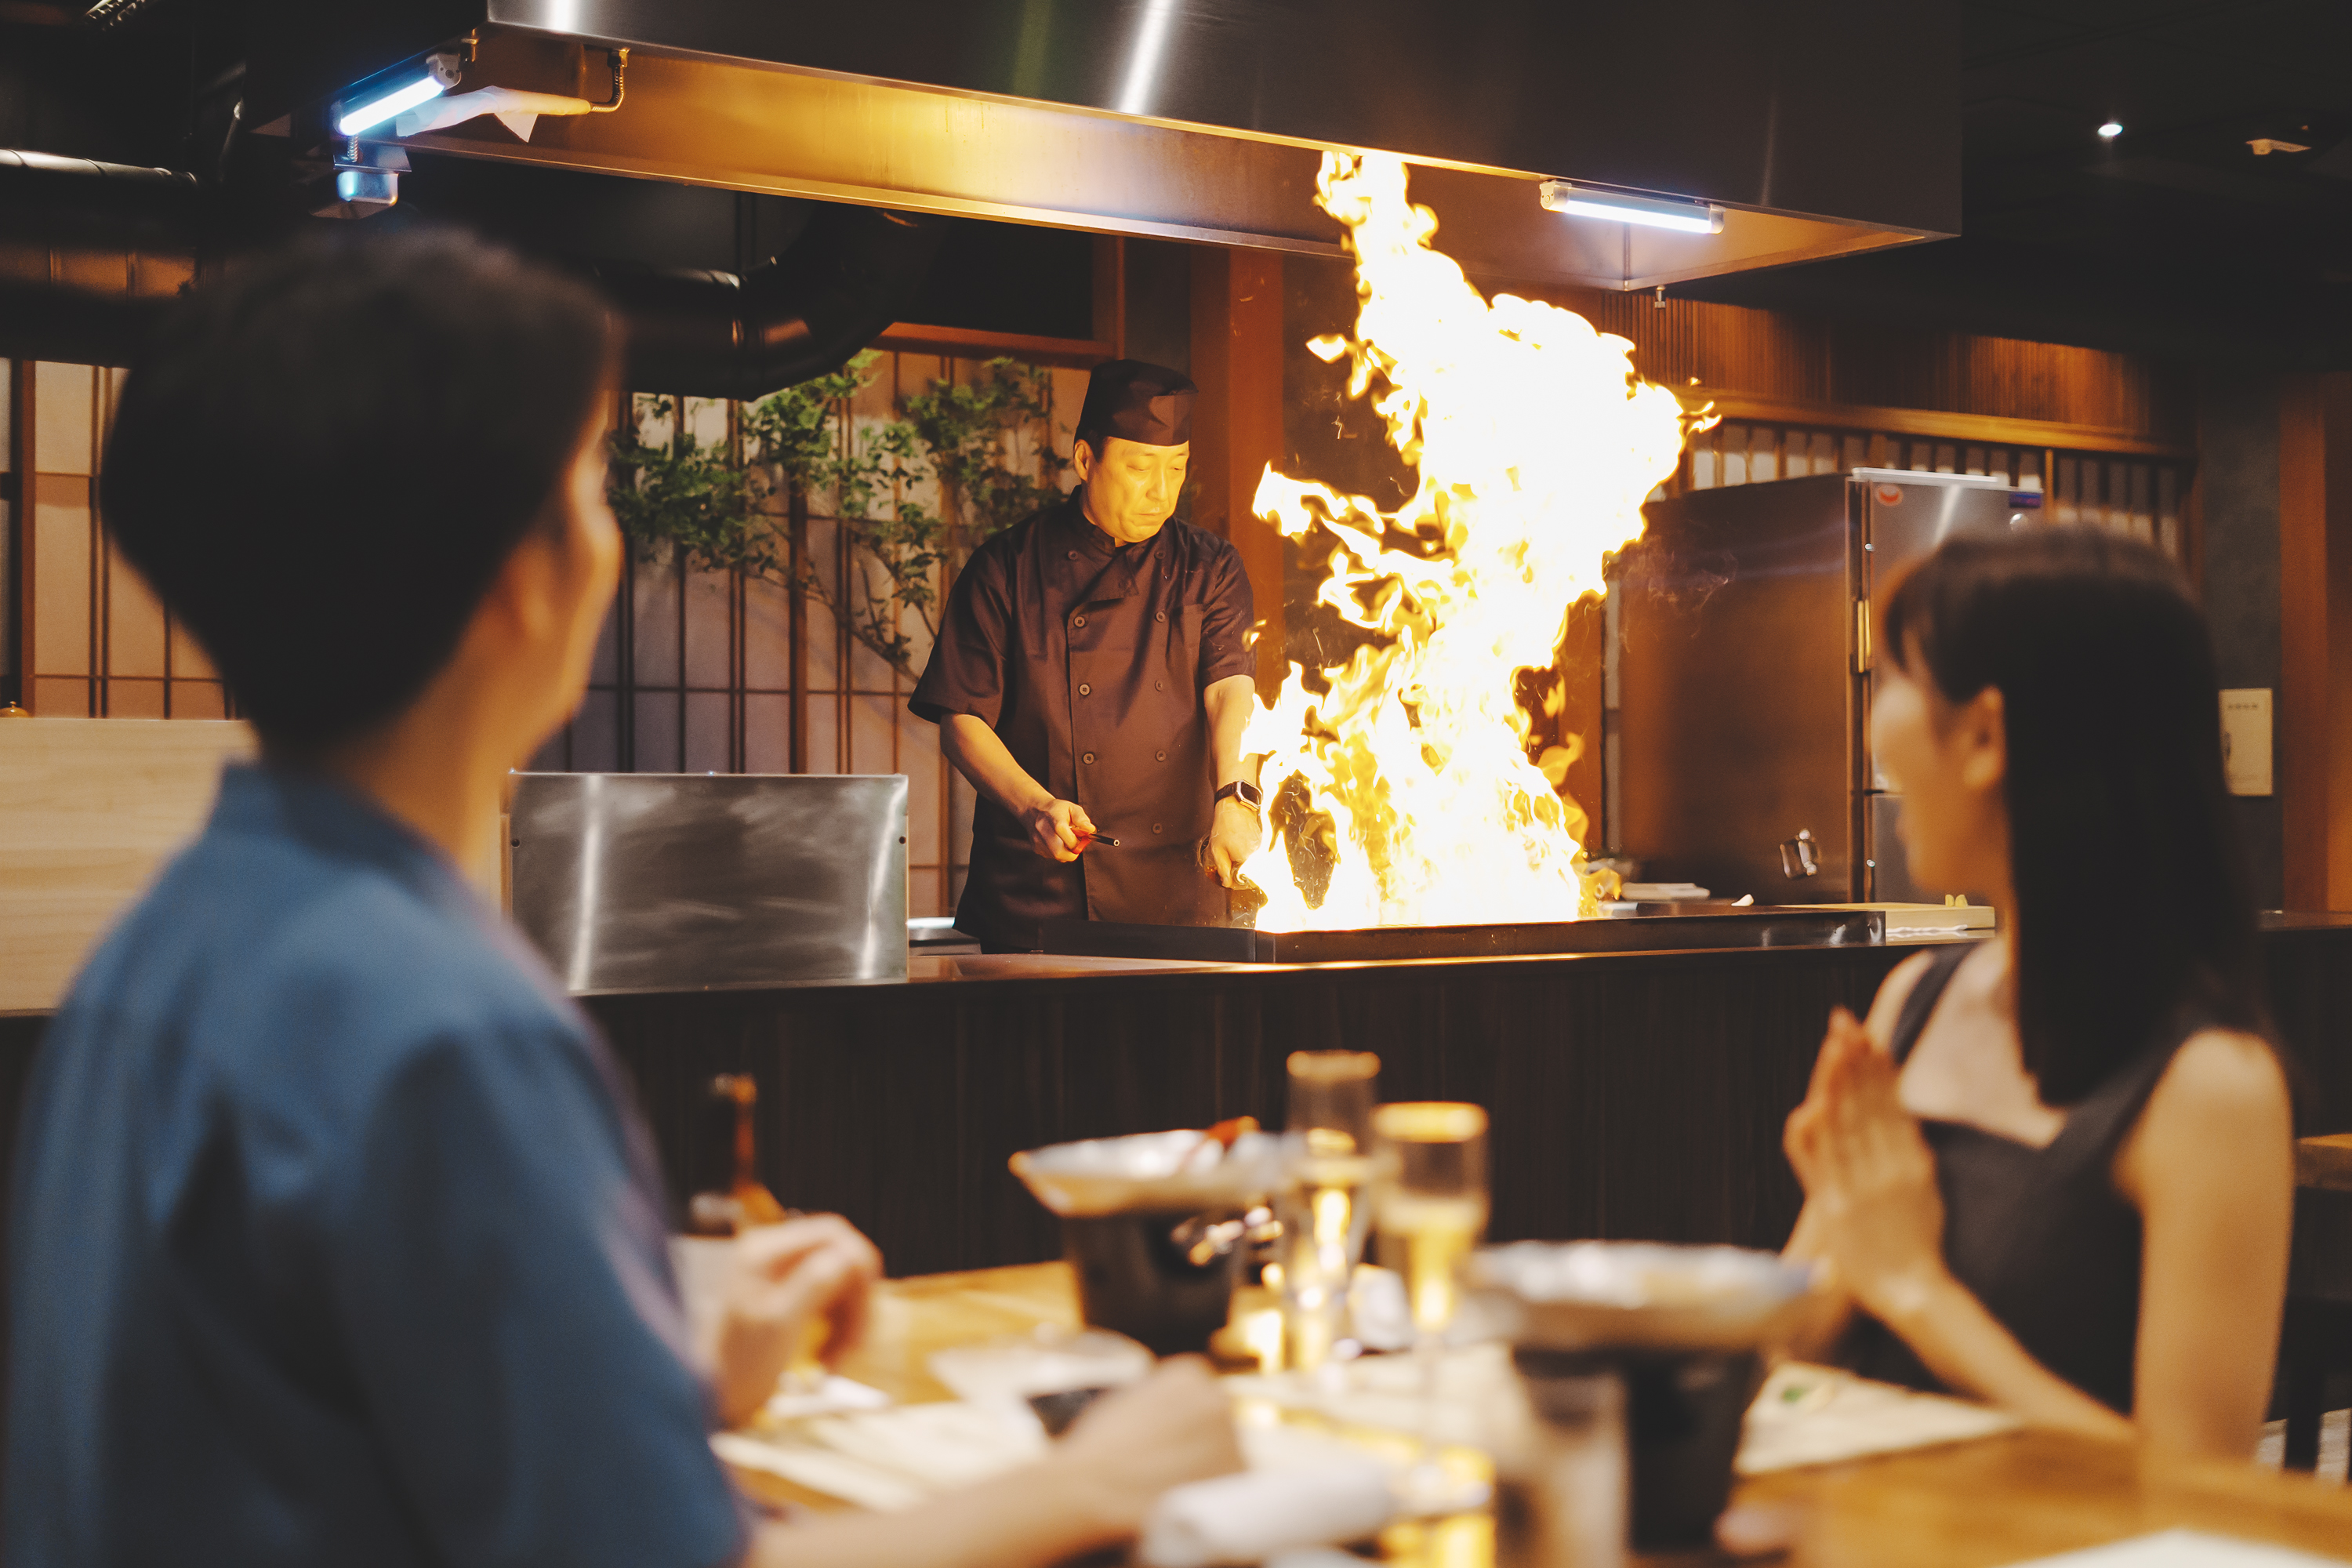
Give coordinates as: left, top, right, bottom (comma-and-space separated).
1374, 1099, 1491, 1509
1373, 1101, 1491, 1345
1276, 1051, 1381, 1372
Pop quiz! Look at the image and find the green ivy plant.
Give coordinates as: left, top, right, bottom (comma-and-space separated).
608, 352, 1069, 683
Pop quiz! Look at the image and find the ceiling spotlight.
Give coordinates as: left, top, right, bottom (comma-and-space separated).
2249, 137, 2310, 156
1538, 180, 1724, 235
2097, 121, 2123, 140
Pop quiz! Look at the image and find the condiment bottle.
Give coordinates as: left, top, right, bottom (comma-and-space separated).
686, 1073, 789, 1236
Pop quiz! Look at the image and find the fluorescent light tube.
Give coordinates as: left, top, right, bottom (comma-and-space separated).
1537, 180, 1724, 235
336, 75, 447, 137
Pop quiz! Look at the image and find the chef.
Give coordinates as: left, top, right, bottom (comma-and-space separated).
910, 359, 1264, 951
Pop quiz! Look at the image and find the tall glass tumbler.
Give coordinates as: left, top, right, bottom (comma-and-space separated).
1375, 1100, 1492, 1506
1276, 1050, 1381, 1372
1373, 1102, 1491, 1346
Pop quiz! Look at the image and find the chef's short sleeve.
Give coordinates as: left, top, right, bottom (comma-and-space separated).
1196, 540, 1257, 688
333, 1020, 747, 1568
910, 545, 1011, 726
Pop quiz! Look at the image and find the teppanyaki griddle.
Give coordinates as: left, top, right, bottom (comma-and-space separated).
1034, 906, 1889, 964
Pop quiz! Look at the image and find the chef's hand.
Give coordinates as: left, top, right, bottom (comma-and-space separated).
1783, 1008, 1949, 1322
1206, 797, 1261, 887
711, 1214, 883, 1428
1021, 799, 1096, 863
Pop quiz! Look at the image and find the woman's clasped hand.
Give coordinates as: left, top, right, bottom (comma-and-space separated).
1783, 1007, 1949, 1324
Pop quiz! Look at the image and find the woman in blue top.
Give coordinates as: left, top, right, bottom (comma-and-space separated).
6, 228, 1239, 1567
1782, 528, 2293, 1459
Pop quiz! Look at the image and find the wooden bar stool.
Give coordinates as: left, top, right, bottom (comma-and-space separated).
2282, 1134, 2352, 1475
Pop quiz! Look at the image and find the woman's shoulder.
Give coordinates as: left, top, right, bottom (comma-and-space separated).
2144, 1026, 2292, 1133
2115, 1025, 2292, 1200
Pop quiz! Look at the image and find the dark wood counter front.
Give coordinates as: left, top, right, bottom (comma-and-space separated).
4, 924, 2348, 1280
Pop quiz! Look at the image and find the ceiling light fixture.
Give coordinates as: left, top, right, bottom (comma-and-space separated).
1538, 180, 1723, 235
2097, 121, 2123, 139
2249, 137, 2310, 155
334, 53, 462, 138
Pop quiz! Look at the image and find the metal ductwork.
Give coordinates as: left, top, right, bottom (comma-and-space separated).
245, 0, 1960, 295
0, 151, 201, 366
594, 206, 949, 401
0, 150, 943, 397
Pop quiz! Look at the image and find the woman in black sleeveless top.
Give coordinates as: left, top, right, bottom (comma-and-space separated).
1780, 528, 2292, 1459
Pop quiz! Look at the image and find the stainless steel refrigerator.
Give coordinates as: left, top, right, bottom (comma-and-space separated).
1610, 470, 2037, 904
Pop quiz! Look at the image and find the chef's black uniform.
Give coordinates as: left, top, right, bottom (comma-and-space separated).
910, 494, 1256, 951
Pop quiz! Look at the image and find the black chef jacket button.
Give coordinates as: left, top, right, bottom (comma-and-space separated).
1156, 750, 1167, 761
1073, 615, 1087, 628
1078, 682, 1091, 696
1156, 611, 1166, 622
1155, 680, 1165, 691
1152, 823, 1164, 833
1081, 750, 1097, 764
1066, 550, 1076, 559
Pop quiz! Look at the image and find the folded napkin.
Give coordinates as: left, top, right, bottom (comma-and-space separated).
715, 1400, 1044, 1511
1138, 1458, 1397, 1568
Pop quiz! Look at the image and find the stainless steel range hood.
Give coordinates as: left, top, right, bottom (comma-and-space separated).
252, 1, 1959, 292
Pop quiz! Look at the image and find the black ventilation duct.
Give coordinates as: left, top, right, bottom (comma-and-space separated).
0, 151, 201, 367
0, 151, 943, 401
592, 205, 949, 401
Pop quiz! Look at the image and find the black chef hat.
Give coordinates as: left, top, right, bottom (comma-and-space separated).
1075, 359, 1196, 450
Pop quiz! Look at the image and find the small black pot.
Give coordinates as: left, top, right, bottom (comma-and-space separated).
1061, 1210, 1241, 1356
1516, 1345, 1765, 1551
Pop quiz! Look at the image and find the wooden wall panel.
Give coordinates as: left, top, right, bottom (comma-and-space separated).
31, 476, 90, 699
0, 717, 254, 1012
1189, 248, 1288, 691
1486, 285, 2194, 445
2278, 373, 2352, 912
103, 539, 165, 684
16, 364, 227, 720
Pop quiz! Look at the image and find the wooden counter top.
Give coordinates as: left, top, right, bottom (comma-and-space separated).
749, 1261, 2352, 1568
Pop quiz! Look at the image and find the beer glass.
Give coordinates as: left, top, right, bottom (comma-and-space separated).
1275, 1050, 1381, 1372
1373, 1101, 1490, 1345
1374, 1100, 1491, 1508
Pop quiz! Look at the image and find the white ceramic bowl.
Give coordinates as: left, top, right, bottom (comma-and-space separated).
1464, 1240, 1822, 1352
1009, 1128, 1287, 1218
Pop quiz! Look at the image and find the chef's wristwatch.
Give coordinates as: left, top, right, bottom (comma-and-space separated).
1214, 780, 1264, 811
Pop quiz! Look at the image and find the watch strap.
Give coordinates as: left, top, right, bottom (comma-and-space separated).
1214, 779, 1264, 810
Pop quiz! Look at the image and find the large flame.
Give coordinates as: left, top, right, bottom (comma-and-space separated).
1241, 152, 1690, 931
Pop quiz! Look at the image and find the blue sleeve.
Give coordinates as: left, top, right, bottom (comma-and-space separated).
328, 1022, 746, 1568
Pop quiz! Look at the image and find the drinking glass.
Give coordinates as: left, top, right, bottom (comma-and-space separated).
1372, 1100, 1491, 1510
1494, 1366, 1628, 1568
1274, 1050, 1381, 1372
1373, 1101, 1490, 1345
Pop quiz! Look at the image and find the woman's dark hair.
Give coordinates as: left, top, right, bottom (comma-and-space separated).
1882, 527, 2264, 1103
102, 227, 619, 750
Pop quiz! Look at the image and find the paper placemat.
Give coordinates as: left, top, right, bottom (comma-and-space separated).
1996, 1530, 2350, 1567
1737, 1361, 2021, 1475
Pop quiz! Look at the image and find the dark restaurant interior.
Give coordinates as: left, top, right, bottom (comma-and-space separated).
5, 2, 2352, 1563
